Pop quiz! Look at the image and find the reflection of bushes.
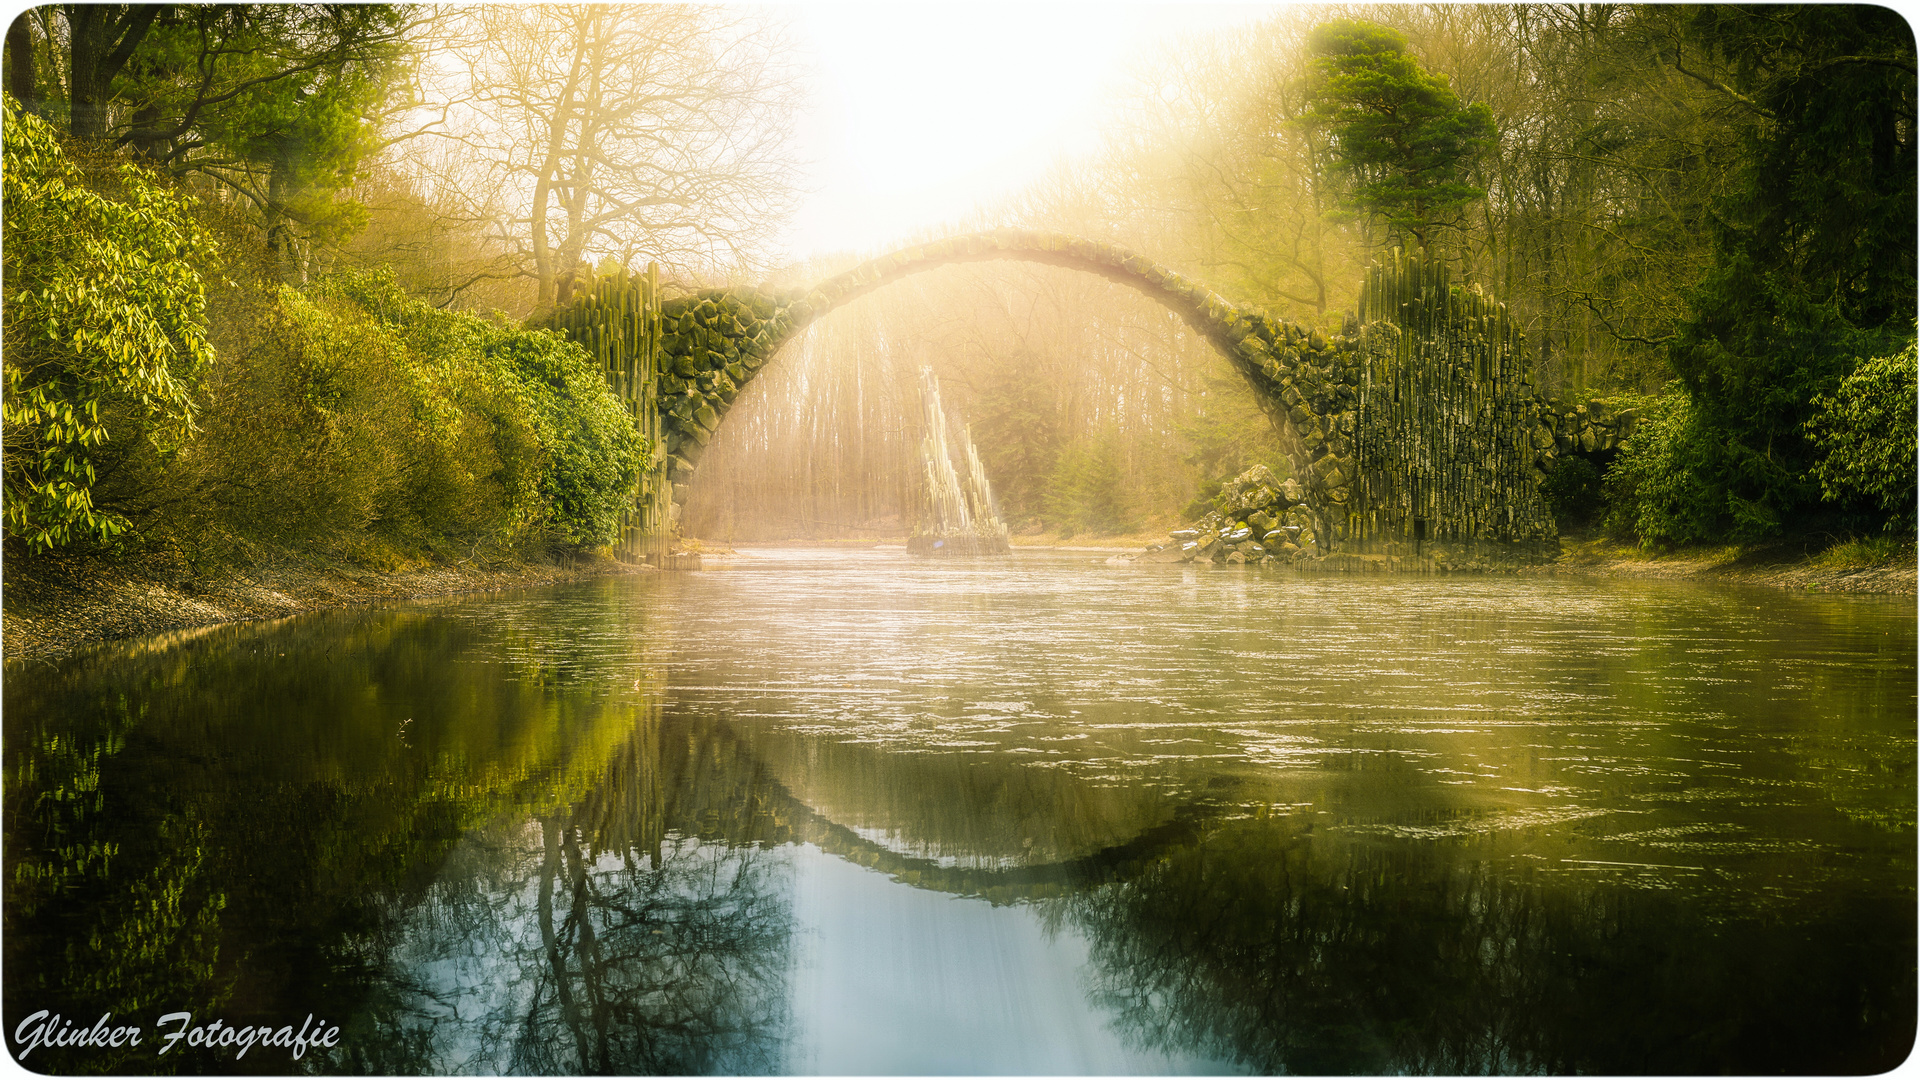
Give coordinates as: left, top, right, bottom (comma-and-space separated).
1069, 818, 1914, 1074
1, 604, 669, 1073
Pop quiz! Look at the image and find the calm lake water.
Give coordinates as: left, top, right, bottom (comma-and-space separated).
5, 547, 1915, 1075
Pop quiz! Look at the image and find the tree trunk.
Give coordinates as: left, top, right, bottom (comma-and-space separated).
7, 12, 38, 116
63, 5, 163, 142
264, 158, 310, 284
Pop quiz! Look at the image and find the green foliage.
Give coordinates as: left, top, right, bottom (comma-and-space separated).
30, 6, 414, 273
1664, 6, 1916, 540
184, 270, 645, 554
331, 271, 647, 548
1601, 388, 1729, 546
485, 319, 650, 547
1806, 342, 1918, 527
147, 7, 408, 268
1812, 533, 1914, 569
1305, 19, 1498, 251
1, 94, 214, 551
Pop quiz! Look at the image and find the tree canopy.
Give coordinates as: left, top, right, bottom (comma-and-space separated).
7, 5, 415, 280
1664, 4, 1917, 539
1305, 18, 1497, 253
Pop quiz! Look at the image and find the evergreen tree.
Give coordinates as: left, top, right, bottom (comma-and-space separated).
1305, 19, 1497, 252
1664, 5, 1916, 540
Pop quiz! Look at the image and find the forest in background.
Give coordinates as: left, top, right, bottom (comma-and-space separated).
3, 4, 1913, 564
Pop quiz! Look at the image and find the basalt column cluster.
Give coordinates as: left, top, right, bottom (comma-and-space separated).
538, 264, 669, 560
1345, 249, 1560, 564
1140, 250, 1589, 570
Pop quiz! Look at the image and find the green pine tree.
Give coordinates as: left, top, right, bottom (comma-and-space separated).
1662, 5, 1916, 541
1305, 19, 1498, 252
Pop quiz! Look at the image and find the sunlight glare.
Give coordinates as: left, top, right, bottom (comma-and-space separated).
783, 4, 1276, 263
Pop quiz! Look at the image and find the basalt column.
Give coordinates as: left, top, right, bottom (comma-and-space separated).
1347, 250, 1558, 563
537, 263, 670, 561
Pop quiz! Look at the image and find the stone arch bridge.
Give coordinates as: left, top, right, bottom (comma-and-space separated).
540, 231, 1629, 567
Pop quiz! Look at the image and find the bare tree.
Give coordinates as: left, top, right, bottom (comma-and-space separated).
442, 5, 802, 308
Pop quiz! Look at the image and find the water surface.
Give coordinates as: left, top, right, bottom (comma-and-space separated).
5, 547, 1914, 1073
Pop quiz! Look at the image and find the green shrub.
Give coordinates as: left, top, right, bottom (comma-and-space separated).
177, 270, 644, 555
325, 272, 646, 547
489, 328, 647, 546
1805, 341, 1917, 529
1, 94, 214, 551
1601, 388, 1730, 547
182, 282, 502, 550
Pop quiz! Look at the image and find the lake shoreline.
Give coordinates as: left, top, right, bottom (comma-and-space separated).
2, 546, 649, 666
1008, 532, 1915, 596
6, 531, 1910, 666
1531, 535, 1917, 596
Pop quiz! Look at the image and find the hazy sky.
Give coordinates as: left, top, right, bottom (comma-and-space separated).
781, 3, 1278, 264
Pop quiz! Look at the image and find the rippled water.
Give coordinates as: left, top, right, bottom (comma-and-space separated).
5, 547, 1914, 1074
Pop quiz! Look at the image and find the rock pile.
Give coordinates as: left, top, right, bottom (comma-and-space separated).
1135, 465, 1322, 565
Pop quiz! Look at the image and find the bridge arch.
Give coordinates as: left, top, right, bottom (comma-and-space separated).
546, 232, 1560, 565
643, 232, 1351, 531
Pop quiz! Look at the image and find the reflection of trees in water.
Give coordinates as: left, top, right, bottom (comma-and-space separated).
3, 689, 234, 1074
11, 605, 1912, 1077
2, 610, 728, 1074
1064, 817, 1915, 1075
351, 715, 794, 1076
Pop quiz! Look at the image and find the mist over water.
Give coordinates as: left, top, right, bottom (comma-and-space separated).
6, 548, 1914, 1074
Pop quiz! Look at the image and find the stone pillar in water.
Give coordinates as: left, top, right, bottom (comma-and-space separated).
910, 367, 1010, 556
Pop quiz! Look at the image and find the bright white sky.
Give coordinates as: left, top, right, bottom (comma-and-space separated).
779, 3, 1280, 263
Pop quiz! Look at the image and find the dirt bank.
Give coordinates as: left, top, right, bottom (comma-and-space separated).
1020, 527, 1915, 596
2, 547, 647, 666
1539, 536, 1916, 596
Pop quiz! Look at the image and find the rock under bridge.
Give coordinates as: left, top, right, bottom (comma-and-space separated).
540, 231, 1628, 567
